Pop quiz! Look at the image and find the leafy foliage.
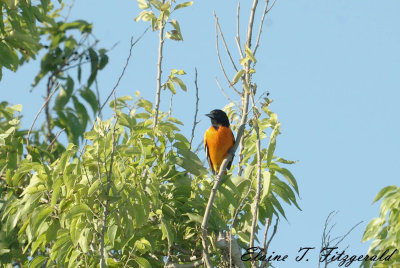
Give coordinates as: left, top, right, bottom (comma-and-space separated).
362, 186, 400, 267
0, 0, 54, 79
28, 15, 109, 151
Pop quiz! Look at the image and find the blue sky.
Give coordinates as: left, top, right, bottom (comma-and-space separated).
2, 0, 400, 267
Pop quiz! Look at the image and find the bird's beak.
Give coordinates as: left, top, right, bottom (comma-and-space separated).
205, 113, 214, 119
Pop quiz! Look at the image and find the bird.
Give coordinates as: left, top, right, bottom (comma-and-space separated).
204, 109, 235, 175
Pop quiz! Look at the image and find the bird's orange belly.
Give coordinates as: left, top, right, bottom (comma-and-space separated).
206, 127, 234, 172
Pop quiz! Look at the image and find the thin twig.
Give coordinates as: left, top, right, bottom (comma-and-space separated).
190, 68, 200, 148
253, 0, 270, 56
214, 13, 239, 72
215, 77, 240, 110
46, 128, 65, 151
99, 28, 149, 115
235, 2, 244, 58
26, 82, 60, 147
214, 12, 241, 96
259, 217, 273, 268
261, 218, 279, 268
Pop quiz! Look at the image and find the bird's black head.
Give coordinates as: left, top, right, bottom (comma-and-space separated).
205, 109, 230, 127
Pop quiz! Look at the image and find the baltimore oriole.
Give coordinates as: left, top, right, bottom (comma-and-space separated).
204, 109, 235, 174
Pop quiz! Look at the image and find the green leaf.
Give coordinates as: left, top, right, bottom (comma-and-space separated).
373, 185, 398, 203
270, 195, 287, 220
167, 80, 176, 94
51, 176, 63, 206
231, 69, 245, 86
149, 0, 162, 9
167, 117, 183, 125
161, 218, 175, 245
67, 203, 91, 219
80, 88, 99, 115
270, 163, 299, 195
137, 0, 150, 9
276, 157, 298, 165
134, 11, 156, 22
0, 42, 19, 71
29, 256, 48, 268
131, 203, 147, 227
266, 123, 280, 166
107, 225, 118, 247
171, 76, 187, 91
137, 99, 153, 113
362, 218, 385, 242
59, 20, 90, 32
99, 49, 108, 70
168, 19, 183, 41
72, 96, 89, 130
174, 1, 193, 10
185, 213, 203, 225
135, 257, 151, 268
11, 104, 22, 112
245, 45, 257, 63
237, 231, 250, 244
31, 206, 53, 235
87, 48, 98, 87
54, 86, 70, 110
261, 171, 271, 201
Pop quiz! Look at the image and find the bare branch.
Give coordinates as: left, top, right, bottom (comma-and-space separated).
249, 91, 262, 268
46, 128, 65, 152
214, 13, 239, 72
253, 0, 269, 56
153, 2, 166, 128
215, 77, 240, 110
235, 2, 244, 58
26, 82, 60, 147
99, 28, 149, 115
319, 211, 363, 268
261, 218, 278, 268
190, 68, 200, 148
246, 0, 259, 48
214, 12, 241, 96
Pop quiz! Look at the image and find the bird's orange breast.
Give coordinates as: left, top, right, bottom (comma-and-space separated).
204, 126, 235, 173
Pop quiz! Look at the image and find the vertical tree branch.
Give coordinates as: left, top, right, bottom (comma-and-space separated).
190, 68, 200, 148
260, 218, 278, 268
200, 124, 245, 268
253, 0, 269, 56
153, 3, 166, 128
237, 0, 259, 176
235, 2, 244, 58
249, 93, 262, 268
100, 92, 118, 268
